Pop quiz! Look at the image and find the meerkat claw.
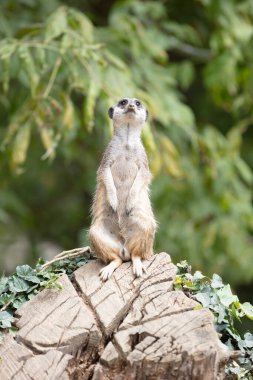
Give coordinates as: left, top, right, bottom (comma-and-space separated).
132, 257, 147, 277
99, 260, 120, 281
109, 203, 117, 213
125, 207, 133, 216
107, 194, 118, 213
125, 197, 135, 216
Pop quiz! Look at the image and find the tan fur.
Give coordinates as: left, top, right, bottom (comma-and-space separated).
89, 98, 157, 271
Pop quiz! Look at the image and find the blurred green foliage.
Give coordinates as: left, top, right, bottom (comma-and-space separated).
0, 0, 253, 287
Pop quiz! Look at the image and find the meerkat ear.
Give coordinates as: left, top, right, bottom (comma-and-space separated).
108, 107, 114, 119
145, 109, 149, 121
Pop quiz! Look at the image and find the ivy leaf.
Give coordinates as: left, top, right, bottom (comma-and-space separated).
12, 295, 27, 310
27, 284, 39, 294
176, 260, 189, 273
16, 265, 40, 284
0, 277, 8, 295
240, 302, 253, 320
8, 277, 30, 293
213, 303, 226, 324
0, 293, 14, 306
243, 332, 253, 348
194, 292, 211, 307
0, 311, 14, 328
225, 338, 235, 351
217, 285, 237, 307
192, 271, 205, 282
28, 291, 39, 300
211, 274, 223, 289
227, 327, 241, 343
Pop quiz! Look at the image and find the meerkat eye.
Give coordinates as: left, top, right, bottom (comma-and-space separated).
135, 100, 141, 107
118, 99, 128, 107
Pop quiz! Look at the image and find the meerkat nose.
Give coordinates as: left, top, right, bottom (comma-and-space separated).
127, 104, 135, 112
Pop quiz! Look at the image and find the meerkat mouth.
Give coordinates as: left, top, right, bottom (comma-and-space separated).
125, 109, 136, 114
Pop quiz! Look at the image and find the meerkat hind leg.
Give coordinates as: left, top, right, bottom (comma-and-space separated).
99, 257, 123, 281
132, 256, 147, 278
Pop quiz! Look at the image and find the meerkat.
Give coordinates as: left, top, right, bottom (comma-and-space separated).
89, 97, 157, 281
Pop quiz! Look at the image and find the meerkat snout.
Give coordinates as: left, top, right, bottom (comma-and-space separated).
126, 103, 135, 113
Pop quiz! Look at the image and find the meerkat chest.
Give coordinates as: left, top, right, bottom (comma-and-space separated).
111, 144, 139, 185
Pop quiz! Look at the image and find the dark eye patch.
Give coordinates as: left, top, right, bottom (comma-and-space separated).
118, 99, 128, 107
135, 100, 141, 107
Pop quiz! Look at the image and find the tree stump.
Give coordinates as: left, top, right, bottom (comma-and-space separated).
0, 252, 232, 380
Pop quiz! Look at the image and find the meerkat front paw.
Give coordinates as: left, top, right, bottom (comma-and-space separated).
132, 256, 147, 277
99, 259, 122, 281
126, 193, 137, 215
108, 193, 118, 212
125, 204, 133, 216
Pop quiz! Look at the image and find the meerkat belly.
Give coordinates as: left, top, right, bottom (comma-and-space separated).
111, 155, 138, 205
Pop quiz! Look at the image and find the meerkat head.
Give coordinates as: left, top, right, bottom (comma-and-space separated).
108, 98, 148, 126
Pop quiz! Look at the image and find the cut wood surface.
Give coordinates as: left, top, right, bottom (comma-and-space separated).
0, 252, 233, 380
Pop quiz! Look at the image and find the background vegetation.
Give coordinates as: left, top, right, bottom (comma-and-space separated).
0, 0, 252, 303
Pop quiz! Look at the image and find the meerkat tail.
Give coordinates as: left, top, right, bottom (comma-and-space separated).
89, 224, 122, 263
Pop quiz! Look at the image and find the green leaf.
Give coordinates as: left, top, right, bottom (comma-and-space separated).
176, 260, 190, 274
177, 61, 195, 89
211, 274, 223, 289
195, 292, 211, 307
12, 295, 27, 310
8, 277, 30, 293
62, 94, 74, 131
18, 46, 39, 96
45, 6, 67, 42
2, 57, 10, 92
103, 50, 127, 71
83, 81, 98, 132
0, 39, 16, 60
11, 123, 31, 169
16, 265, 33, 277
216, 304, 226, 324
0, 311, 14, 329
234, 158, 253, 185
243, 332, 253, 348
0, 277, 8, 295
240, 302, 253, 320
192, 271, 205, 282
0, 40, 16, 91
0, 293, 14, 306
142, 123, 156, 154
16, 265, 40, 283
231, 304, 241, 323
217, 285, 237, 307
35, 46, 46, 69
67, 9, 94, 43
